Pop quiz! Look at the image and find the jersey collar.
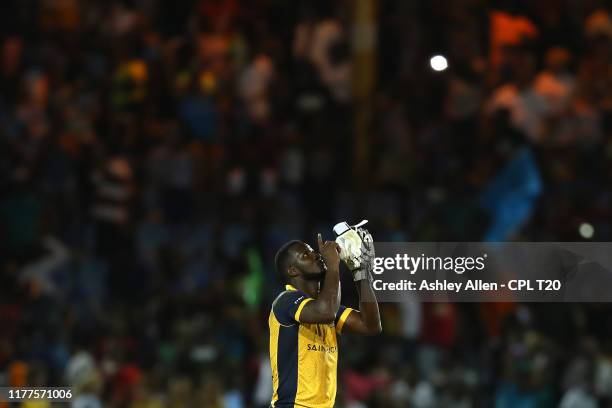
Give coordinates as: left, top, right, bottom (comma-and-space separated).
286, 284, 297, 291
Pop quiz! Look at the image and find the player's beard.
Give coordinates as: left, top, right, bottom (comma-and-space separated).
302, 268, 325, 281
302, 258, 327, 281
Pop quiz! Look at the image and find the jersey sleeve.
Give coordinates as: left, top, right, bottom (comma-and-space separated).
272, 290, 314, 325
334, 305, 355, 334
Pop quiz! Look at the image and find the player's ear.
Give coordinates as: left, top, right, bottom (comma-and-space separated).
286, 265, 300, 278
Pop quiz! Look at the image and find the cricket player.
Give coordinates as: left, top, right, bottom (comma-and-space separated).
269, 226, 381, 407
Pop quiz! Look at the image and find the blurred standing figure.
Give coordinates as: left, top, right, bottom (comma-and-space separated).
91, 156, 135, 301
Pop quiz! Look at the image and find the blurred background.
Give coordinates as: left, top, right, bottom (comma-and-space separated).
0, 0, 611, 407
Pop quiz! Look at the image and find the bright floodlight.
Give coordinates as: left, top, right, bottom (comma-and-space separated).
430, 55, 448, 72
579, 222, 594, 239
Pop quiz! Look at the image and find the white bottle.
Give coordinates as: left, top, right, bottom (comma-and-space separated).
333, 221, 363, 270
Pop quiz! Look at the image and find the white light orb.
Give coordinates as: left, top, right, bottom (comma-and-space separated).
430, 55, 448, 72
579, 222, 594, 239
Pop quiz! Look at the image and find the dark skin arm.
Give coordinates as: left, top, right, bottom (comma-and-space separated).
342, 278, 382, 335
298, 234, 341, 324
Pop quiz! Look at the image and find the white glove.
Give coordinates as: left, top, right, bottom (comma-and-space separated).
333, 220, 375, 281
354, 226, 375, 281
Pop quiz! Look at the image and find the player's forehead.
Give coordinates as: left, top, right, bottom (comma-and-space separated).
292, 241, 315, 254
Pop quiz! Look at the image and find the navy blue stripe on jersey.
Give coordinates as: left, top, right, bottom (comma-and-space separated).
273, 290, 309, 325
275, 324, 298, 406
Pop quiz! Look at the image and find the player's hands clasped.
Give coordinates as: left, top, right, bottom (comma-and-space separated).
318, 233, 341, 271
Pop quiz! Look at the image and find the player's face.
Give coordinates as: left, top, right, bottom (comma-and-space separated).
293, 242, 326, 280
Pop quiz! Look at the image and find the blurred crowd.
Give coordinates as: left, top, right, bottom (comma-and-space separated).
0, 0, 611, 407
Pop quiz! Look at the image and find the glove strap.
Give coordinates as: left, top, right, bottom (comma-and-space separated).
353, 269, 369, 282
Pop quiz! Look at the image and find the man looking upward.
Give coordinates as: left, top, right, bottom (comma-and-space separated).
268, 230, 381, 408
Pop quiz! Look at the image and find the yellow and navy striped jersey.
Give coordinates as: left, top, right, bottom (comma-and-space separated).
269, 284, 354, 408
